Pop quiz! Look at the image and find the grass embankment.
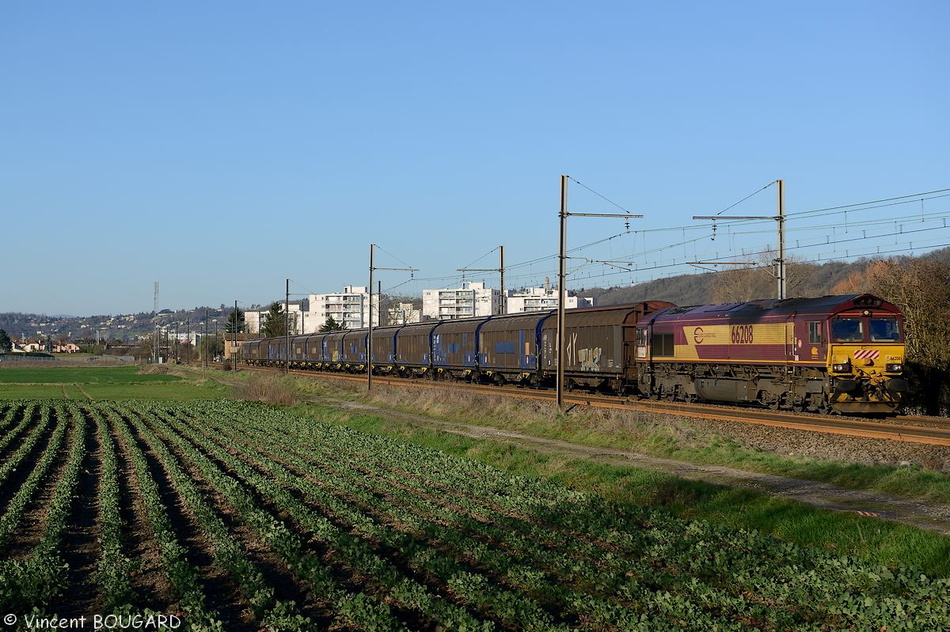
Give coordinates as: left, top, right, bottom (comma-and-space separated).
226, 371, 950, 577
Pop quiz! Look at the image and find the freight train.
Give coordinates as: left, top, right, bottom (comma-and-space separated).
242, 294, 907, 415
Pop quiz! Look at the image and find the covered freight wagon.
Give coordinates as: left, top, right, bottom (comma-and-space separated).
477, 311, 554, 385
540, 302, 674, 392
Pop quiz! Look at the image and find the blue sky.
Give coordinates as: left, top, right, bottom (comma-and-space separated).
3, 1, 948, 316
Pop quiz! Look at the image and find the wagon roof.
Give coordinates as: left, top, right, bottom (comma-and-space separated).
394, 321, 440, 333
543, 300, 676, 328
479, 311, 555, 331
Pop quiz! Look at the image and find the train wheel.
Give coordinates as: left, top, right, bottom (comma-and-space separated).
758, 391, 781, 410
814, 394, 835, 415
672, 385, 685, 402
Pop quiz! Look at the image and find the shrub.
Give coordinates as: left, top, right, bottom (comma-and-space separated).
236, 374, 299, 407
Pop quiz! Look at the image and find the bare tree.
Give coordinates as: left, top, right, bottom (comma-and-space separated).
710, 250, 813, 302
862, 258, 950, 414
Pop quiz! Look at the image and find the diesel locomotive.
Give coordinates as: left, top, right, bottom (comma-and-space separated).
242, 293, 907, 415
635, 294, 907, 415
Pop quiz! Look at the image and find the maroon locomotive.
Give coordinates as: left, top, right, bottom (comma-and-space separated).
634, 294, 907, 414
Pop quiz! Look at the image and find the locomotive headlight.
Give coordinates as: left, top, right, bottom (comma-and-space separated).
832, 361, 851, 373
886, 363, 903, 373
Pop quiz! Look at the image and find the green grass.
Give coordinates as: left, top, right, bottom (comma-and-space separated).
0, 365, 179, 384
348, 383, 950, 507
0, 365, 227, 400
267, 373, 950, 504
315, 405, 950, 577
544, 414, 950, 505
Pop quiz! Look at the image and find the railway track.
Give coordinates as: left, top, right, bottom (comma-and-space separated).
254, 366, 950, 447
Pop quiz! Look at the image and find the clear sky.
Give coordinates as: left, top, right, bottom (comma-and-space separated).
3, 1, 948, 316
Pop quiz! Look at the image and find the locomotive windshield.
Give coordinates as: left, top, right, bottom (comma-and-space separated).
832, 317, 864, 342
870, 317, 901, 342
832, 316, 902, 343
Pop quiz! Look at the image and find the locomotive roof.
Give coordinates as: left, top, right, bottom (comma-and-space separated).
652, 293, 899, 321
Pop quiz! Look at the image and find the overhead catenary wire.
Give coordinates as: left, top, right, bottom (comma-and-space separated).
277, 185, 950, 304
500, 185, 950, 293
568, 176, 641, 216
713, 181, 776, 216
513, 238, 950, 291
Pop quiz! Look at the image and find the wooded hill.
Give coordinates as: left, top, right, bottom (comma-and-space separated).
581, 246, 950, 307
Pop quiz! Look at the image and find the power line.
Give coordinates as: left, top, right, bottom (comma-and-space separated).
788, 188, 950, 218
307, 184, 950, 301
504, 221, 950, 292
567, 176, 640, 215
541, 187, 950, 285
713, 181, 775, 216
524, 238, 950, 292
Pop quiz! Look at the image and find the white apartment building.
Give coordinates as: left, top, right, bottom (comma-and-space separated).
244, 302, 308, 334
246, 283, 594, 333
308, 285, 377, 330
245, 287, 384, 334
245, 310, 262, 334
506, 286, 594, 313
422, 281, 500, 320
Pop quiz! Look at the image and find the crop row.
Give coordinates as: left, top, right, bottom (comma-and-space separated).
0, 403, 81, 609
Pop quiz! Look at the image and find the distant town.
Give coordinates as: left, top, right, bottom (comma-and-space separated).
0, 280, 593, 360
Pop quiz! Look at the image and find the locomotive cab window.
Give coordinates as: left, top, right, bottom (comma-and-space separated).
870, 317, 901, 342
808, 321, 822, 344
832, 317, 864, 342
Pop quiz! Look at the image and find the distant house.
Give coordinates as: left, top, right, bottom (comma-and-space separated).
13, 340, 80, 353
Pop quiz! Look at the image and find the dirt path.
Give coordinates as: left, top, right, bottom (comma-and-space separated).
336, 400, 950, 535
